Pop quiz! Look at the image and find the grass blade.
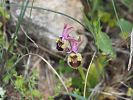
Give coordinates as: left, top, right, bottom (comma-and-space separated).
8, 0, 29, 51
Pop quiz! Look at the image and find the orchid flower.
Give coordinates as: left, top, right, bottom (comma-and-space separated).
56, 24, 83, 69
56, 24, 74, 51
56, 23, 82, 53
67, 52, 82, 69
67, 37, 83, 68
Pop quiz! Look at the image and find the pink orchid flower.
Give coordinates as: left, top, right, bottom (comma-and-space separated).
56, 24, 83, 68
56, 24, 73, 51
61, 24, 82, 53
56, 24, 82, 53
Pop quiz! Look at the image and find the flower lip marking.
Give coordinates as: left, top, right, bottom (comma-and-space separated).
67, 52, 82, 69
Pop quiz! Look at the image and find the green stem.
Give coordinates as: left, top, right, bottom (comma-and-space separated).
7, 0, 29, 52
111, 0, 123, 33
78, 66, 85, 81
29, 0, 34, 17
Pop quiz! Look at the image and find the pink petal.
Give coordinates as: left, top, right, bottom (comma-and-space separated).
68, 36, 82, 53
62, 24, 73, 40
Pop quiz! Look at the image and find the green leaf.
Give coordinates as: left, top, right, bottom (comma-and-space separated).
31, 90, 41, 98
109, 19, 116, 28
118, 19, 133, 39
121, 0, 133, 12
84, 18, 116, 58
72, 77, 83, 89
98, 11, 116, 28
0, 22, 2, 28
57, 60, 73, 74
90, 0, 101, 13
87, 63, 99, 88
87, 55, 108, 89
98, 11, 111, 23
96, 32, 116, 58
0, 6, 10, 19
14, 75, 25, 89
83, 14, 95, 37
3, 74, 10, 84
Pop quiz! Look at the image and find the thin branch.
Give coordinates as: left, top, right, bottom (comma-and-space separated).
128, 28, 133, 71
24, 55, 31, 78
11, 14, 39, 48
89, 88, 131, 100
20, 25, 38, 48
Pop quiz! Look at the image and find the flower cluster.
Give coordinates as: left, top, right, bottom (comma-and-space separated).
56, 24, 83, 69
